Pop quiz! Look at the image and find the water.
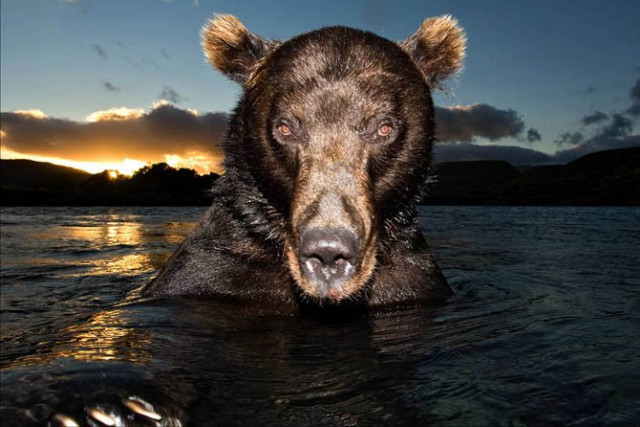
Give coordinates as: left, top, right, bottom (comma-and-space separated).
1, 206, 639, 426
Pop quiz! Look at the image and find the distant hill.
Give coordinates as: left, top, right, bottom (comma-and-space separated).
426, 146, 640, 205
1, 159, 90, 190
2, 147, 639, 206
1, 160, 218, 206
426, 160, 520, 204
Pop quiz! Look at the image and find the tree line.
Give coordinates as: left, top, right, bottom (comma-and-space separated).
2, 162, 220, 206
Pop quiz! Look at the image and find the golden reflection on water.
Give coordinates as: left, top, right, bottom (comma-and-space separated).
59, 309, 153, 363
63, 221, 144, 246
27, 215, 197, 275
104, 253, 152, 275
66, 253, 157, 278
15, 309, 153, 366
3, 211, 199, 368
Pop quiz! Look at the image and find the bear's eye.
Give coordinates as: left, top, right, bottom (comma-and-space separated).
277, 122, 292, 136
377, 122, 393, 137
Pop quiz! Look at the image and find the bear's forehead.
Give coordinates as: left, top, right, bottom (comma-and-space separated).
261, 26, 421, 85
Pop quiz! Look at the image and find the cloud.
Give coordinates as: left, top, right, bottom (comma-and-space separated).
583, 86, 596, 95
435, 79, 640, 165
599, 114, 633, 138
435, 104, 526, 143
548, 78, 640, 160
11, 110, 48, 120
581, 111, 608, 126
554, 132, 584, 146
1, 103, 228, 174
627, 78, 640, 117
161, 49, 171, 60
626, 104, 640, 118
86, 107, 145, 122
434, 132, 639, 166
433, 143, 553, 165
93, 44, 108, 59
103, 81, 121, 92
553, 135, 640, 164
159, 86, 185, 104
631, 79, 640, 101
526, 128, 541, 143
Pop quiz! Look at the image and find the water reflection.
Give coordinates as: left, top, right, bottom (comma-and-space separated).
63, 221, 143, 247
12, 308, 153, 367
2, 207, 639, 426
89, 253, 155, 277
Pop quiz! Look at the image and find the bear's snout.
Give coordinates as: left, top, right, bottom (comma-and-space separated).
299, 228, 359, 299
286, 159, 378, 302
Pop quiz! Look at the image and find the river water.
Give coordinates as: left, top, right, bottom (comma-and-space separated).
1, 206, 639, 426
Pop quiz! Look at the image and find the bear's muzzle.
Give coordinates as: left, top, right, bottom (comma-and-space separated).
299, 227, 359, 299
287, 153, 377, 302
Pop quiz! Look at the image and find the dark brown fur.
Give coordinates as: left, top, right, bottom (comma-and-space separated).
144, 15, 466, 315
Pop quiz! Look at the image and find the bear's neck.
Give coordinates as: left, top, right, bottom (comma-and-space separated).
211, 168, 288, 250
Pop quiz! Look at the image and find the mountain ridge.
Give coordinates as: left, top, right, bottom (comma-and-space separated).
426, 146, 640, 205
2, 147, 639, 206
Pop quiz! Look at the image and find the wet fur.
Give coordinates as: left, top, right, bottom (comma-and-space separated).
144, 15, 465, 314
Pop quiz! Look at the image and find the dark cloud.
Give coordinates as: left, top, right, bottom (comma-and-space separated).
553, 135, 640, 164
433, 143, 553, 165
159, 86, 185, 104
434, 81, 640, 165
599, 114, 633, 138
526, 128, 541, 143
631, 79, 640, 101
435, 104, 526, 143
581, 111, 608, 126
554, 132, 584, 146
549, 78, 640, 160
626, 103, 640, 118
103, 81, 121, 92
434, 132, 639, 166
93, 44, 108, 59
1, 105, 228, 170
161, 49, 171, 60
627, 78, 640, 117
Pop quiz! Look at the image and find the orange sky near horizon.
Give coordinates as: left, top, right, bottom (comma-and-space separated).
0, 103, 226, 176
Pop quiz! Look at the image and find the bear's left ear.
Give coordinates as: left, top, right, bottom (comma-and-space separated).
399, 15, 466, 89
201, 14, 278, 84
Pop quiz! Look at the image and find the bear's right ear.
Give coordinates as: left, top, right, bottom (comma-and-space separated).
201, 14, 278, 84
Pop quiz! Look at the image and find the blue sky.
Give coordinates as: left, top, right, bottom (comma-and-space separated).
1, 0, 639, 173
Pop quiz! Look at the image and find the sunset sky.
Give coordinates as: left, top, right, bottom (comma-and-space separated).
1, 0, 639, 175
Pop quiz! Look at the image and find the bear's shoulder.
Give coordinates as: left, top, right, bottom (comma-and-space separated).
144, 176, 297, 310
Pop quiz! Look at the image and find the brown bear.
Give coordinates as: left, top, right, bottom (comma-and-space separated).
143, 14, 466, 314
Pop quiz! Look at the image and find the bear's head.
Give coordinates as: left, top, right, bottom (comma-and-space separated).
202, 15, 465, 303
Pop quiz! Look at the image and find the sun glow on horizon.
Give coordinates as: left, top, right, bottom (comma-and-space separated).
2, 103, 225, 176
1, 147, 223, 176
163, 152, 222, 175
1, 148, 148, 176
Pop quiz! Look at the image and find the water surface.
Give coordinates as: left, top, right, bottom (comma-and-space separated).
1, 206, 639, 426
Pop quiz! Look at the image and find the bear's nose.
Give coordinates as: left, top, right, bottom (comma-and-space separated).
299, 228, 358, 299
